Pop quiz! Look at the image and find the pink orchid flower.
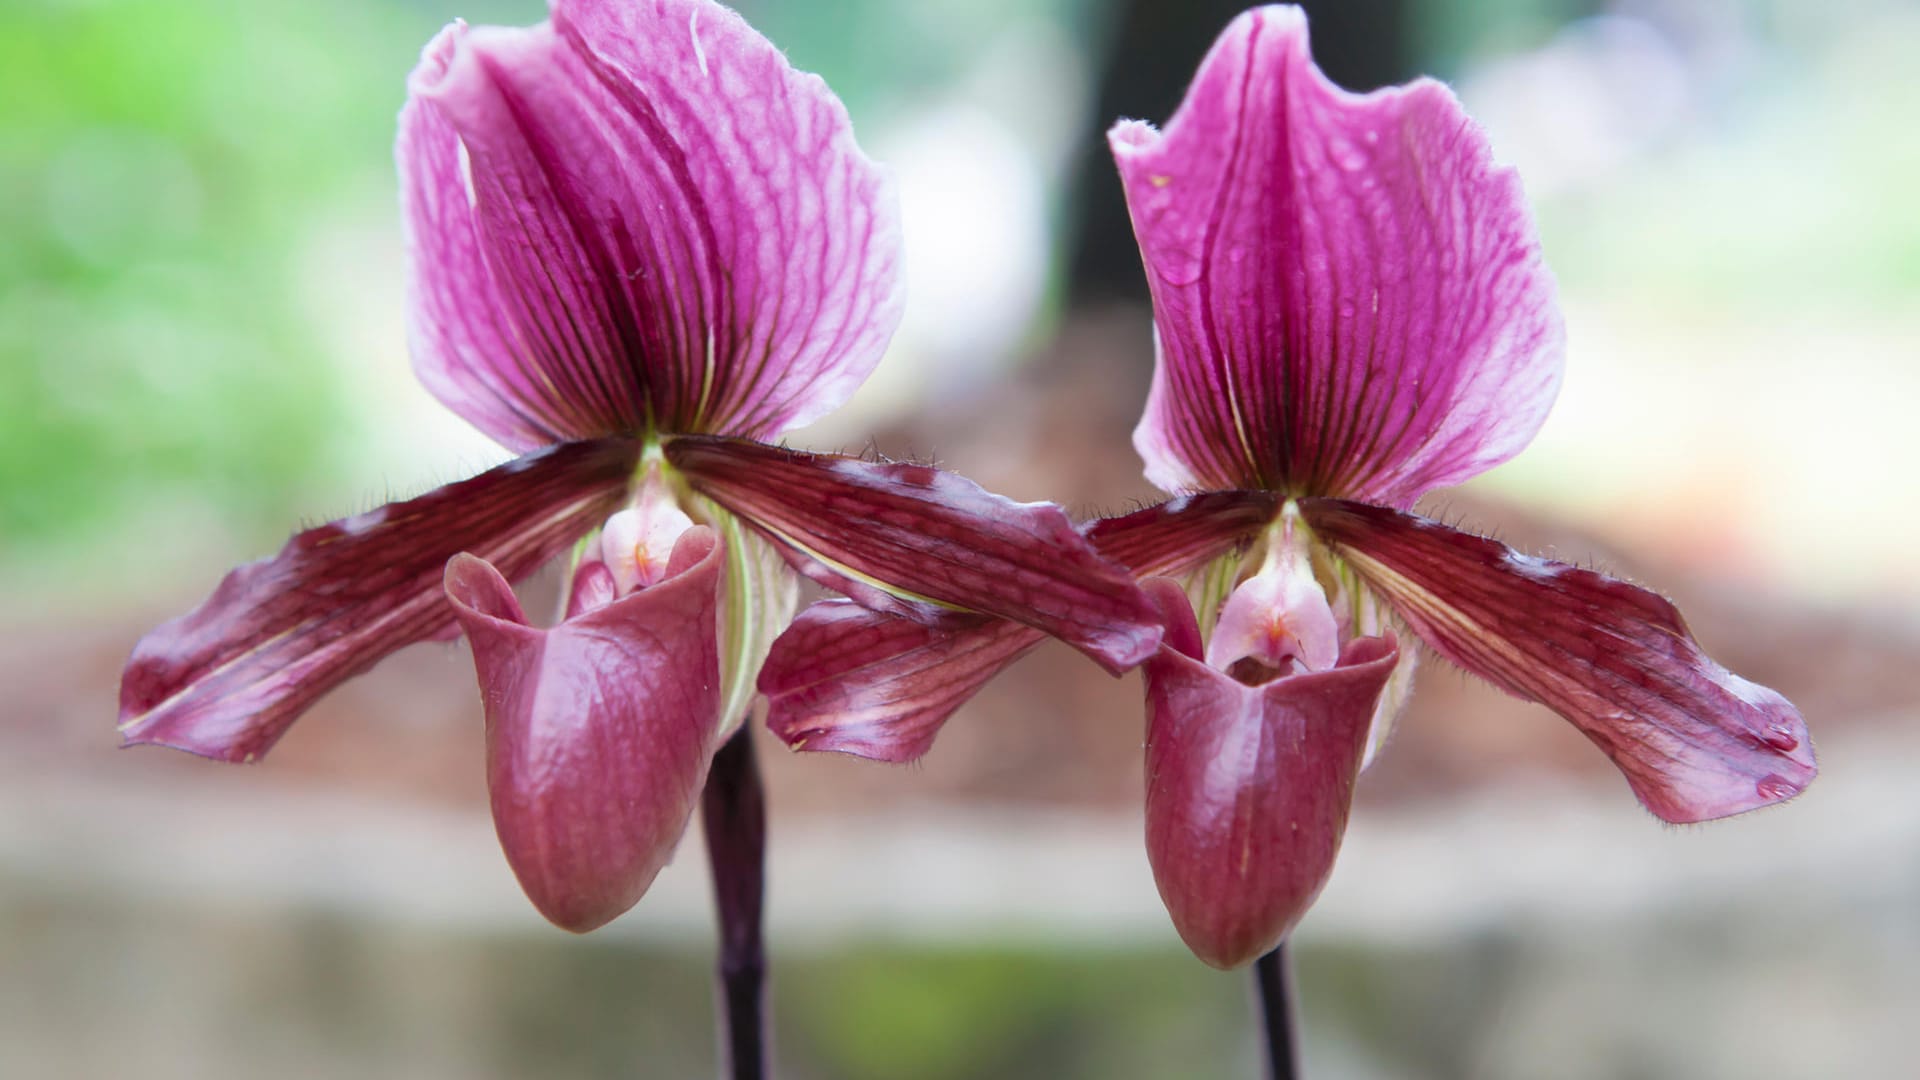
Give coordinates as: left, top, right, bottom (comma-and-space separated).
759, 5, 1814, 969
118, 0, 1160, 933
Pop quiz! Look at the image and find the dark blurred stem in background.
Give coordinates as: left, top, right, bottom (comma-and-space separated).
1254, 943, 1300, 1080
1067, 0, 1413, 308
702, 726, 769, 1080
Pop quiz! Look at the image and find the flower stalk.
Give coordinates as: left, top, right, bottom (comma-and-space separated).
701, 725, 769, 1080
1253, 943, 1299, 1080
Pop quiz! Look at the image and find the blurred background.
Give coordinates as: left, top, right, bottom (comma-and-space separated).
4, 0, 1918, 1076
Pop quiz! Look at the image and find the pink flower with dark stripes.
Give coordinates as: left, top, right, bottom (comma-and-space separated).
759, 5, 1814, 968
118, 0, 1159, 933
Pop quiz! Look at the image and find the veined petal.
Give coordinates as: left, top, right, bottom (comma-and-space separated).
761, 600, 1042, 761
665, 436, 1162, 674
1111, 6, 1563, 506
763, 492, 1278, 763
1142, 579, 1398, 969
399, 23, 568, 452
408, 0, 902, 443
1301, 498, 1816, 823
1084, 490, 1280, 577
118, 438, 644, 763
446, 527, 724, 933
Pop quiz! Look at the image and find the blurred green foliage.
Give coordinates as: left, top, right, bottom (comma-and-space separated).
782, 944, 1245, 1079
0, 0, 405, 551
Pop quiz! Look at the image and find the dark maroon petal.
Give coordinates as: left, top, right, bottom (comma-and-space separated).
1112, 8, 1562, 505
1085, 490, 1280, 576
1140, 579, 1399, 969
760, 493, 1279, 762
1301, 498, 1817, 823
666, 436, 1162, 674
447, 527, 723, 933
760, 600, 1042, 762
118, 438, 643, 763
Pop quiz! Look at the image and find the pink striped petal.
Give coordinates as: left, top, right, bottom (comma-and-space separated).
402, 0, 901, 444
1140, 579, 1399, 969
1111, 7, 1563, 506
761, 601, 1042, 761
118, 438, 643, 763
398, 24, 565, 452
446, 527, 724, 933
1301, 498, 1816, 823
665, 436, 1162, 675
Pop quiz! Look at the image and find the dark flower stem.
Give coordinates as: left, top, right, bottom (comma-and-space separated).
1253, 942, 1300, 1080
701, 725, 769, 1080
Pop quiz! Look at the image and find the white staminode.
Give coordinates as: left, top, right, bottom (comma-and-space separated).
599, 485, 696, 595
1204, 504, 1340, 675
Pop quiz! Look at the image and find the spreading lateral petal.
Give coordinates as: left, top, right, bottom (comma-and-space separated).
118, 438, 643, 763
665, 436, 1162, 674
760, 600, 1042, 762
1085, 489, 1280, 577
761, 491, 1286, 762
1301, 498, 1816, 823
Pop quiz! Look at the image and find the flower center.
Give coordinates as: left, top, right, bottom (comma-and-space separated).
566, 458, 696, 618
1205, 502, 1339, 684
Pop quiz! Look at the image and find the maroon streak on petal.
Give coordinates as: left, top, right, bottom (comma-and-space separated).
1301, 498, 1816, 823
118, 437, 643, 763
666, 436, 1162, 674
409, 1, 901, 443
1111, 8, 1562, 506
447, 527, 724, 933
1086, 490, 1280, 576
762, 493, 1279, 762
760, 600, 1042, 762
1141, 579, 1399, 969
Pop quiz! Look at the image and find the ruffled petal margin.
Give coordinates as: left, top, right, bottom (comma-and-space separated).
666, 436, 1162, 674
118, 437, 643, 762
1140, 578, 1398, 969
446, 526, 723, 933
1111, 6, 1562, 506
1301, 498, 1816, 823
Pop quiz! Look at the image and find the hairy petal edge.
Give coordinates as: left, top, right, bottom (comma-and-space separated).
1301, 497, 1815, 823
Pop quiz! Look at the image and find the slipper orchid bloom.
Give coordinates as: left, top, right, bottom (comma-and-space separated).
117, 0, 1160, 933
759, 5, 1814, 968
